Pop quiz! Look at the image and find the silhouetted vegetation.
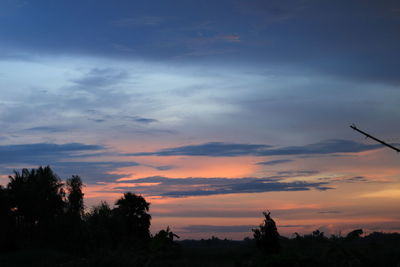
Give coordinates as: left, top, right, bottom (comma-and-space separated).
1, 166, 400, 266
0, 166, 157, 262
66, 175, 84, 218
252, 211, 281, 254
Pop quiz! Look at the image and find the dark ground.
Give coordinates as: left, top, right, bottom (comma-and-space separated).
1, 233, 400, 267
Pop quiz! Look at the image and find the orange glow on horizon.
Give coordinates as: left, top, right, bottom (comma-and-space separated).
74, 145, 400, 239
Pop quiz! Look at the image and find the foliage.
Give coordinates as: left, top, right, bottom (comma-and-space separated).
252, 211, 281, 254
0, 166, 154, 253
66, 175, 84, 218
346, 228, 363, 240
114, 192, 151, 242
7, 166, 65, 225
151, 226, 180, 252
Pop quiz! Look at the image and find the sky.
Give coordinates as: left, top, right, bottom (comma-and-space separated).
1, 0, 400, 239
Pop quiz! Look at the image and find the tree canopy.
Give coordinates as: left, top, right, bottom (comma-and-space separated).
0, 166, 153, 252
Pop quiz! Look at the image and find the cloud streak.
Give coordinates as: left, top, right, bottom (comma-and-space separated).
72, 68, 130, 89
0, 143, 104, 164
114, 176, 332, 198
127, 139, 381, 157
128, 142, 272, 157
0, 143, 140, 183
257, 159, 294, 165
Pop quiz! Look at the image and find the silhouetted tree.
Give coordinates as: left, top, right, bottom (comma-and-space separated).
0, 185, 15, 250
0, 185, 12, 219
346, 229, 363, 240
312, 229, 326, 240
85, 201, 116, 249
66, 175, 84, 219
5, 166, 66, 248
7, 166, 65, 225
114, 192, 151, 242
253, 211, 280, 254
151, 226, 180, 252
90, 201, 113, 219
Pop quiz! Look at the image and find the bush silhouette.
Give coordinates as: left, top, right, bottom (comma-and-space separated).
0, 185, 15, 250
7, 166, 65, 226
0, 166, 156, 253
252, 211, 281, 254
66, 175, 84, 219
85, 201, 116, 249
114, 192, 152, 243
346, 229, 363, 240
151, 226, 180, 252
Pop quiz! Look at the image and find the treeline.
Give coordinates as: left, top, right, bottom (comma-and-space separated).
0, 166, 177, 257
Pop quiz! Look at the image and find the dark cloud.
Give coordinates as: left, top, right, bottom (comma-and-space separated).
260, 140, 381, 156
342, 176, 370, 183
126, 129, 178, 136
114, 176, 332, 198
0, 143, 104, 164
92, 119, 106, 123
127, 142, 272, 157
2, 0, 400, 84
23, 126, 67, 133
51, 161, 139, 183
318, 175, 377, 183
127, 139, 380, 157
153, 165, 175, 171
85, 114, 158, 125
124, 116, 158, 124
277, 170, 319, 176
0, 143, 140, 183
257, 159, 294, 165
72, 68, 129, 89
298, 154, 358, 159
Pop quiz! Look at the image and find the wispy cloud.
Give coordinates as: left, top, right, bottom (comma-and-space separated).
153, 165, 176, 171
72, 68, 129, 89
0, 143, 140, 183
52, 161, 139, 183
86, 114, 158, 125
257, 159, 294, 165
0, 143, 104, 164
22, 126, 68, 133
124, 116, 158, 124
114, 176, 332, 198
127, 139, 380, 157
318, 176, 380, 183
277, 170, 319, 176
127, 142, 272, 157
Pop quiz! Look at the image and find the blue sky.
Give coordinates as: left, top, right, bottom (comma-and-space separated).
1, 0, 400, 239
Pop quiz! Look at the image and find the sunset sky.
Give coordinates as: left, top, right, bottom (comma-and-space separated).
1, 0, 400, 239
